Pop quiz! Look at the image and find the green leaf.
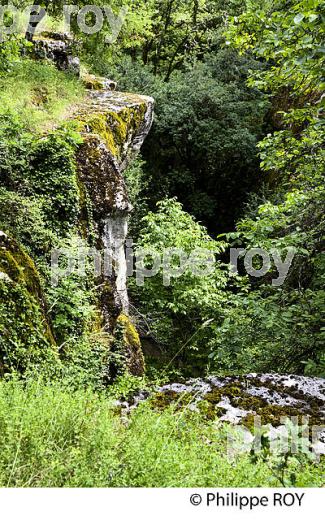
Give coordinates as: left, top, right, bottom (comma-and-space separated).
309, 14, 318, 23
294, 13, 305, 24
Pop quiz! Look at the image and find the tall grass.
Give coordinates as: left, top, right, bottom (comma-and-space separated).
0, 379, 323, 487
0, 59, 85, 131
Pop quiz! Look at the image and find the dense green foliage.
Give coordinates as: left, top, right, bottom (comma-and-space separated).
131, 198, 230, 372
139, 55, 267, 230
125, 0, 324, 376
96, 19, 269, 230
216, 0, 325, 375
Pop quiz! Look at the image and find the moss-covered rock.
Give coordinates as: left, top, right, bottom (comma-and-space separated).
150, 390, 195, 411
73, 90, 154, 367
119, 374, 325, 436
76, 134, 130, 226
75, 90, 154, 168
74, 91, 154, 232
114, 314, 145, 377
0, 232, 58, 375
82, 74, 117, 91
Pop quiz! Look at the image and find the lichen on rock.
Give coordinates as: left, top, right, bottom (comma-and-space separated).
117, 373, 325, 451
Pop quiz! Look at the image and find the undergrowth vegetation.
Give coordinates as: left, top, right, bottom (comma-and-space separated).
0, 378, 323, 488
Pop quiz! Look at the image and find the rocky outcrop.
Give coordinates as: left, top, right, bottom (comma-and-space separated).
74, 85, 154, 375
154, 373, 325, 423
75, 90, 154, 318
31, 32, 81, 76
117, 373, 325, 452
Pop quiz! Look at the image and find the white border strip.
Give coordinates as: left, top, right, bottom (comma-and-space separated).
0, 488, 324, 519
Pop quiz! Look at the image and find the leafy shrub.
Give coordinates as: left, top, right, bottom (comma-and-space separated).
0, 111, 32, 190
0, 188, 55, 256
209, 285, 325, 375
0, 37, 26, 74
131, 198, 231, 371
28, 125, 83, 235
59, 336, 111, 391
0, 112, 83, 238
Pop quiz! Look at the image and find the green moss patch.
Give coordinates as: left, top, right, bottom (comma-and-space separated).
150, 390, 194, 411
115, 314, 145, 377
0, 234, 58, 375
76, 102, 147, 161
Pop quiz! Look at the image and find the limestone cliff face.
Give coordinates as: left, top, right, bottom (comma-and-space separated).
75, 88, 154, 375
76, 89, 154, 312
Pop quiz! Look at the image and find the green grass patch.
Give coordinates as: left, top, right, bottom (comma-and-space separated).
0, 59, 85, 131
